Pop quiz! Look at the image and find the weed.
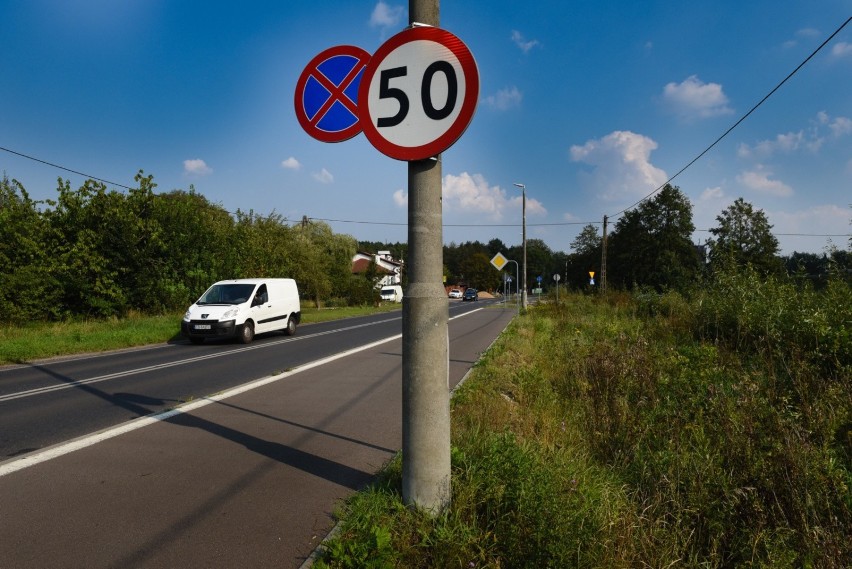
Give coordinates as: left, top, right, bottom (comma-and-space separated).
304, 284, 852, 567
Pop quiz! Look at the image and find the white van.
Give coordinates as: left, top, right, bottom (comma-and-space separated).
182, 278, 301, 344
380, 285, 403, 303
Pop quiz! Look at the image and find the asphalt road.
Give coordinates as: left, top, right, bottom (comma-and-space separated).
0, 299, 515, 568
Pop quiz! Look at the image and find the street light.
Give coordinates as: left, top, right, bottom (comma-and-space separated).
513, 183, 528, 310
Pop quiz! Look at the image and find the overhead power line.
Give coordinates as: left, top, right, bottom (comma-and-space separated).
608, 15, 852, 220
0, 145, 134, 190
309, 217, 849, 238
306, 216, 601, 228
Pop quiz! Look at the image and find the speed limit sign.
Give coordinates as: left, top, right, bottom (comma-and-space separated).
358, 26, 479, 161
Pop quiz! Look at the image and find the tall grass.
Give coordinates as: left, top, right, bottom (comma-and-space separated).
314, 270, 851, 567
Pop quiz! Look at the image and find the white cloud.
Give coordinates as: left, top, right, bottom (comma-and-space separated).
484, 86, 522, 111
393, 189, 407, 206
439, 172, 546, 220
281, 157, 301, 170
369, 1, 404, 28
783, 28, 819, 49
312, 168, 334, 184
797, 27, 820, 37
569, 130, 668, 201
741, 131, 808, 158
700, 186, 725, 201
183, 159, 211, 176
511, 30, 540, 54
770, 204, 852, 253
828, 116, 852, 137
816, 111, 852, 137
832, 41, 852, 57
662, 75, 734, 120
739, 112, 850, 159
736, 166, 793, 197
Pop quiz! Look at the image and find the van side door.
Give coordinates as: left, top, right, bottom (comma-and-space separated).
250, 284, 276, 333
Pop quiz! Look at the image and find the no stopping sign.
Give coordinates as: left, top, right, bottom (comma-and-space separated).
294, 45, 371, 143
358, 26, 479, 161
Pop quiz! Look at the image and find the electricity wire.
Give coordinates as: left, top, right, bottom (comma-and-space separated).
0, 145, 134, 190
607, 15, 852, 220
3, 16, 849, 243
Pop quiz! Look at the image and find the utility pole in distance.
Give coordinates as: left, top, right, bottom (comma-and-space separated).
402, 0, 450, 514
600, 215, 608, 294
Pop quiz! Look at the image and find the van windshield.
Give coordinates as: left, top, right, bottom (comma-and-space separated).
197, 284, 256, 305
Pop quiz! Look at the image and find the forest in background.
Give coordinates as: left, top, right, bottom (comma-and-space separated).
1, 172, 848, 324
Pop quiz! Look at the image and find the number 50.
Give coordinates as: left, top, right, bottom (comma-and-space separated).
376, 61, 458, 128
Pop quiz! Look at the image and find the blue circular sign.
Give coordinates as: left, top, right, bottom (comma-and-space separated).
295, 45, 371, 142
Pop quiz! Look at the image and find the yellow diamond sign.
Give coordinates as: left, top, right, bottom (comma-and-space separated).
490, 252, 509, 270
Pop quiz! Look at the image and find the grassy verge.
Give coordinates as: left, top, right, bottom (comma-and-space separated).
313, 276, 851, 567
0, 304, 401, 365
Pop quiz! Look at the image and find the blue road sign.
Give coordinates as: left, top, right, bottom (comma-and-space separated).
295, 45, 370, 143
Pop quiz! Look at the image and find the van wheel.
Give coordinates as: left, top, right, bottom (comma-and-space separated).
190, 337, 205, 345
239, 321, 255, 344
285, 317, 297, 336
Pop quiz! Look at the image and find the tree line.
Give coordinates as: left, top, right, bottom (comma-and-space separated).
1, 173, 847, 324
437, 184, 849, 293
0, 172, 376, 323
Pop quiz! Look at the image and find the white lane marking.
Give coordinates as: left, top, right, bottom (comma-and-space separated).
0, 307, 490, 477
0, 316, 402, 403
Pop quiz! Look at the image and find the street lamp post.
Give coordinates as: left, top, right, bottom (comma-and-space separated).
513, 183, 528, 310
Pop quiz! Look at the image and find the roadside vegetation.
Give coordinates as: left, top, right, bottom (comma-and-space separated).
313, 267, 851, 568
3, 173, 847, 330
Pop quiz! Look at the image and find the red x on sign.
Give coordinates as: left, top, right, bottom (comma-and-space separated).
294, 45, 371, 143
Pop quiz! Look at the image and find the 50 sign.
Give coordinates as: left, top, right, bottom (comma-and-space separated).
359, 26, 479, 161
376, 61, 458, 127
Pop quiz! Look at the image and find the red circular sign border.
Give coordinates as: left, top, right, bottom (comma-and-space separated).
294, 45, 371, 143
358, 27, 479, 161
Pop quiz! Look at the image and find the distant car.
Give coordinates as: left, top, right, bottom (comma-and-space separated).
448, 288, 462, 299
462, 288, 478, 301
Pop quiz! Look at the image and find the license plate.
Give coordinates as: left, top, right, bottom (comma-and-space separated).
194, 324, 211, 330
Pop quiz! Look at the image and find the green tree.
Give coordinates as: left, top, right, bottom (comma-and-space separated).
0, 176, 62, 322
444, 241, 492, 286
486, 238, 508, 258
607, 184, 700, 290
566, 224, 601, 289
570, 224, 602, 256
289, 219, 357, 307
42, 178, 128, 317
525, 239, 555, 291
459, 251, 500, 292
708, 197, 782, 276
150, 186, 237, 306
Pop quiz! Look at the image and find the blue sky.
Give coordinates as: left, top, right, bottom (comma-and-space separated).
2, 1, 850, 256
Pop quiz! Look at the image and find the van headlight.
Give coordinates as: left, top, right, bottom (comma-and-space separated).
222, 307, 238, 320
183, 310, 191, 321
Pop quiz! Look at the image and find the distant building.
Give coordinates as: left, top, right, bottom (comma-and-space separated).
351, 251, 403, 288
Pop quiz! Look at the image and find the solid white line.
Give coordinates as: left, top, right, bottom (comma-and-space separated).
0, 333, 400, 478
0, 316, 403, 403
0, 307, 489, 478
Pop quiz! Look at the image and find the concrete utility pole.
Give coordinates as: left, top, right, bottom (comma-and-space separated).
402, 0, 450, 513
600, 214, 608, 294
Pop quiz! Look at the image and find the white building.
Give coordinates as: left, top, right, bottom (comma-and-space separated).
351, 251, 403, 287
